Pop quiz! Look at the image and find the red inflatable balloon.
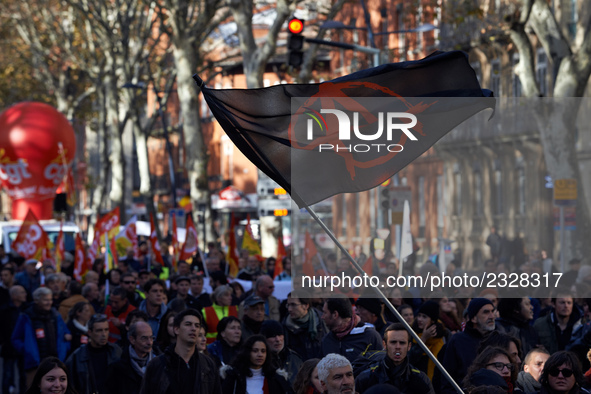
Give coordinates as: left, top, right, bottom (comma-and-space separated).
0, 102, 76, 220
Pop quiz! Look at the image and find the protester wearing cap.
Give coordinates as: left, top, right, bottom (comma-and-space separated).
409, 300, 449, 380
238, 275, 280, 322
441, 297, 496, 394
261, 319, 303, 385
15, 259, 41, 300
355, 297, 392, 337
168, 276, 200, 311
241, 295, 266, 340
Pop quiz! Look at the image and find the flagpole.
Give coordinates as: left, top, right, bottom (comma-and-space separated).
303, 205, 463, 394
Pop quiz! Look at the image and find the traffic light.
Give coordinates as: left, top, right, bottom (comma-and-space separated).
287, 18, 304, 68
380, 185, 391, 211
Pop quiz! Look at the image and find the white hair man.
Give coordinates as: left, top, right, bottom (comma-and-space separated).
317, 353, 355, 394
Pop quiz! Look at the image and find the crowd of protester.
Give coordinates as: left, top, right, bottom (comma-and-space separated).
1, 239, 591, 394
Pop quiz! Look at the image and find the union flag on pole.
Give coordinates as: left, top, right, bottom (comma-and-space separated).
96, 207, 121, 242
11, 210, 51, 261
196, 51, 494, 207
274, 235, 287, 279
302, 231, 317, 277
73, 233, 89, 281
116, 215, 138, 259
180, 214, 199, 262
149, 214, 164, 265
226, 213, 239, 278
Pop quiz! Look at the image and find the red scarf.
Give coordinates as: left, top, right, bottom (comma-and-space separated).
335, 314, 361, 340
263, 377, 269, 394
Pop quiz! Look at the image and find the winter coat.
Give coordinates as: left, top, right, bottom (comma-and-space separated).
219, 364, 294, 394
320, 322, 383, 363
283, 308, 328, 361
534, 309, 583, 354
440, 326, 487, 394
140, 345, 221, 394
106, 346, 154, 394
496, 316, 540, 356
11, 305, 71, 370
65, 343, 122, 394
355, 356, 435, 394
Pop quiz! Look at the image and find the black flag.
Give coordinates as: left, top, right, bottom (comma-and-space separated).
196, 51, 494, 207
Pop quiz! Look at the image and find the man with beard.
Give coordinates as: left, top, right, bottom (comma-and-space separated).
534, 292, 583, 354
317, 353, 356, 394
140, 309, 221, 394
355, 323, 434, 393
105, 286, 136, 343
320, 296, 383, 363
441, 297, 496, 393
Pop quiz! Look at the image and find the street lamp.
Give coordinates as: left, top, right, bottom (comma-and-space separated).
122, 81, 178, 208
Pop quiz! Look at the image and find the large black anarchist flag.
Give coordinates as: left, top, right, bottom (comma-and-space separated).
196, 51, 494, 207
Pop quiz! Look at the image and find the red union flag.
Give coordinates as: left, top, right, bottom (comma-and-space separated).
116, 216, 138, 259
150, 214, 164, 265
180, 214, 198, 261
11, 210, 51, 260
95, 207, 120, 241
171, 213, 179, 270
197, 51, 494, 207
73, 233, 89, 281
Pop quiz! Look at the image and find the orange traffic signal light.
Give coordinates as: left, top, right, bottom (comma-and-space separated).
288, 18, 304, 34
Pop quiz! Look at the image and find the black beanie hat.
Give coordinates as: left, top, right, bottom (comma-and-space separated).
355, 298, 382, 316
467, 297, 494, 320
418, 300, 440, 322
260, 320, 284, 338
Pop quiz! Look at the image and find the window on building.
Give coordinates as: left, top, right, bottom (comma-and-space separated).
568, 0, 577, 38
491, 59, 501, 97
536, 49, 548, 96
416, 6, 423, 51
397, 5, 405, 60
418, 176, 425, 237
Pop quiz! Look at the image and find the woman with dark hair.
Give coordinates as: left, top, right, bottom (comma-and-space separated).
220, 335, 294, 394
293, 358, 322, 394
478, 331, 523, 369
409, 300, 449, 380
155, 310, 177, 352
91, 259, 108, 287
66, 301, 92, 355
538, 351, 591, 394
495, 297, 539, 357
463, 347, 517, 393
106, 269, 122, 287
207, 316, 242, 367
25, 356, 78, 394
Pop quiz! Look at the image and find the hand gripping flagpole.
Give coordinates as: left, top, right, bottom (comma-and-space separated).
303, 205, 463, 394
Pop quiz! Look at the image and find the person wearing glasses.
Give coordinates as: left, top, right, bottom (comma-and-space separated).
66, 314, 122, 394
120, 272, 145, 308
282, 291, 328, 361
462, 347, 517, 393
140, 308, 221, 394
106, 321, 155, 394
538, 351, 591, 394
